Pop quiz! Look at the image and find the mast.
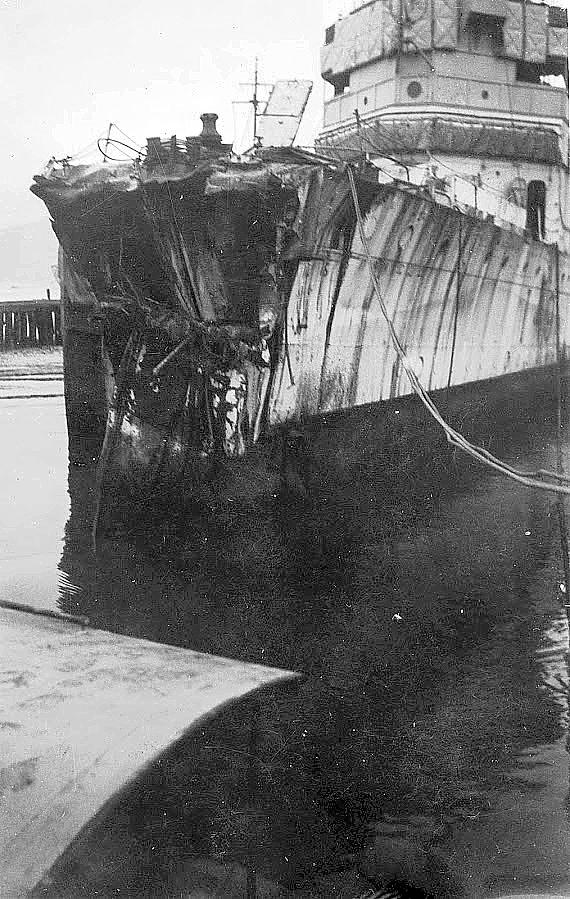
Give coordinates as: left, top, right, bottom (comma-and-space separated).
237, 59, 271, 150
252, 57, 260, 147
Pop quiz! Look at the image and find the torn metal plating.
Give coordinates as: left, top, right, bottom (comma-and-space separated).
31, 148, 324, 506
31, 142, 570, 515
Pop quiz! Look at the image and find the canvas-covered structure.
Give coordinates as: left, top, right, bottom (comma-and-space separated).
321, 0, 568, 79
318, 116, 565, 166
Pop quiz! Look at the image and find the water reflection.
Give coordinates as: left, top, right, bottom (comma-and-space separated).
50, 397, 570, 895
1, 383, 569, 894
0, 396, 69, 611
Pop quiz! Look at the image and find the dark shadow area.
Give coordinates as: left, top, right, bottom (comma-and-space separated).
45, 368, 570, 895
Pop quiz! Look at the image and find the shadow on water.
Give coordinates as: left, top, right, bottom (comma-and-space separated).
48, 400, 570, 896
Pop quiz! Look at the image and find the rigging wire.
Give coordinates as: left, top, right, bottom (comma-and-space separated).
554, 243, 570, 599
75, 189, 125, 220
66, 142, 101, 164
425, 150, 509, 200
97, 137, 143, 163
557, 167, 570, 234
347, 164, 570, 498
294, 248, 569, 296
446, 215, 463, 391
64, 130, 114, 164
347, 112, 538, 209
109, 123, 144, 153
352, 117, 411, 180
354, 114, 418, 160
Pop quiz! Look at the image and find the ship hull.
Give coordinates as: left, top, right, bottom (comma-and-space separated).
93, 359, 565, 544
31, 152, 570, 534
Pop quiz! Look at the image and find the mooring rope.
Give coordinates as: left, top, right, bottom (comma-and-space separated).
347, 165, 570, 498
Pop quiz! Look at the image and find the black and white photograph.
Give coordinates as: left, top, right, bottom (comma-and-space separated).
1, 1, 570, 896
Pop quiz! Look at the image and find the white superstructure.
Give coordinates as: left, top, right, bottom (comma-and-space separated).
318, 1, 569, 249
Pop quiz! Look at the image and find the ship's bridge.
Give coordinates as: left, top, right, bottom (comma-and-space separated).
320, 1, 568, 156
318, 0, 569, 246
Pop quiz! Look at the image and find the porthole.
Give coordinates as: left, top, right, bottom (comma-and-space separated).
363, 96, 368, 106
407, 80, 422, 99
482, 89, 489, 99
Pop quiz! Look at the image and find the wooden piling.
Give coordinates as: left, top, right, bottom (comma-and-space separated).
0, 299, 63, 350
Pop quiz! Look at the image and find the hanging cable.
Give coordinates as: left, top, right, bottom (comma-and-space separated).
352, 116, 411, 181
290, 246, 568, 294
554, 243, 570, 599
446, 216, 462, 392
347, 165, 570, 497
109, 123, 144, 153
97, 137, 143, 163
557, 168, 570, 234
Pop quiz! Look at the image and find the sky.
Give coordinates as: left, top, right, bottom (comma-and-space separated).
0, 0, 333, 230
0, 0, 566, 297
1, 0, 567, 229
0, 0, 334, 297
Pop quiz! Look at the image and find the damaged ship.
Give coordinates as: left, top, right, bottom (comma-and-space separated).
31, 0, 570, 528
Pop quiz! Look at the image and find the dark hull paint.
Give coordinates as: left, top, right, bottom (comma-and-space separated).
95, 362, 566, 542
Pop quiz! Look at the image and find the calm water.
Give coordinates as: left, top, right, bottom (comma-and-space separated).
2, 379, 570, 897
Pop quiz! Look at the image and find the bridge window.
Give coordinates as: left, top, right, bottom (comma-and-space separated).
465, 16, 504, 54
526, 180, 546, 240
517, 59, 568, 88
516, 61, 541, 84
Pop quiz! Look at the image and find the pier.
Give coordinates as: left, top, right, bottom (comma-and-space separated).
0, 297, 62, 351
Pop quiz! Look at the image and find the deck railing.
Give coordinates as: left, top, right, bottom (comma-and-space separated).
0, 299, 62, 350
